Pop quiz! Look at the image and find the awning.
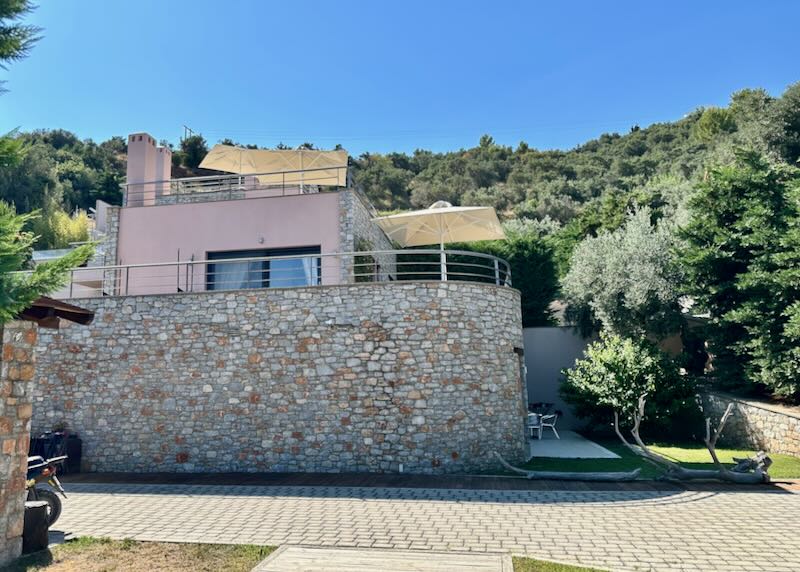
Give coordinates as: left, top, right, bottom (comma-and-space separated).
17, 297, 95, 329
199, 146, 348, 187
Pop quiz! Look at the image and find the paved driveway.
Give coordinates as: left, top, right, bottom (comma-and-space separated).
56, 483, 800, 572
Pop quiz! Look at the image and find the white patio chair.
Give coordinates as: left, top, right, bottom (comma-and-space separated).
539, 413, 560, 439
527, 413, 542, 439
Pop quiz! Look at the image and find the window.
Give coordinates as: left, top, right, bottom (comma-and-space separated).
206, 247, 321, 291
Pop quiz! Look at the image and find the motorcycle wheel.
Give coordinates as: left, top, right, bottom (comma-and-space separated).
33, 487, 63, 526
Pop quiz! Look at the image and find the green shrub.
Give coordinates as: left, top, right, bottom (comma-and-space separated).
560, 332, 698, 433
30, 206, 90, 249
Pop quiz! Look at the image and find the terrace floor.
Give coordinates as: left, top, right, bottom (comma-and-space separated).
528, 431, 620, 460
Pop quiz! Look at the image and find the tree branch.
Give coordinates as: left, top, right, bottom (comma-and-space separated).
626, 395, 682, 470
494, 452, 641, 482
703, 403, 734, 470
613, 411, 662, 470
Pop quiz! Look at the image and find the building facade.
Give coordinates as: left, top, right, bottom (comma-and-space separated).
31, 133, 527, 474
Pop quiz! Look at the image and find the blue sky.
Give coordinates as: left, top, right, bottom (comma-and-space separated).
1, 1, 798, 155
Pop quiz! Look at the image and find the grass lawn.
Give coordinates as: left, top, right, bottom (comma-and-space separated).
521, 439, 800, 479
6, 537, 599, 572
513, 556, 602, 571
6, 537, 275, 572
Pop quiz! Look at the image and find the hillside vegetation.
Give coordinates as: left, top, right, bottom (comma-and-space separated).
3, 83, 799, 400
5, 84, 797, 252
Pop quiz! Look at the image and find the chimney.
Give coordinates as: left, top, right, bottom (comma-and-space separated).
154, 144, 172, 199
126, 133, 172, 206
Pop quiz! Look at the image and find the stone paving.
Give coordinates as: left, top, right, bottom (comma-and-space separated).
55, 483, 800, 572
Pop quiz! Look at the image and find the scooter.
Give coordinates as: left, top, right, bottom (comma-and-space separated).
27, 454, 68, 526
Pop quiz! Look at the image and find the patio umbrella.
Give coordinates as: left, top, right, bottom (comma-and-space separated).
199, 144, 260, 175
199, 146, 348, 186
372, 201, 506, 280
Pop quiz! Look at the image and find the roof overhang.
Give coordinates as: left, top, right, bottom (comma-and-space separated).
16, 296, 95, 329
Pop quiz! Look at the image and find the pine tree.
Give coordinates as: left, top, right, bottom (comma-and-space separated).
681, 151, 800, 398
0, 202, 93, 324
0, 0, 40, 72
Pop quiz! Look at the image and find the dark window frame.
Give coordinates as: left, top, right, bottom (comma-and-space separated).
206, 246, 322, 291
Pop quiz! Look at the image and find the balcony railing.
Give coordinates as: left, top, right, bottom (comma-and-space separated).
122, 165, 350, 207
48, 250, 512, 299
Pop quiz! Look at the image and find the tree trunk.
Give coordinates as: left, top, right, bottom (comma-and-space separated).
494, 452, 642, 482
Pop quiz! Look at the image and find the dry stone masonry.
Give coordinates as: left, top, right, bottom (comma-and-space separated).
32, 282, 526, 474
704, 392, 800, 457
338, 189, 396, 279
0, 322, 37, 566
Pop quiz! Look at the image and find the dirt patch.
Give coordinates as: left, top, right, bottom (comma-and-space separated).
7, 537, 275, 572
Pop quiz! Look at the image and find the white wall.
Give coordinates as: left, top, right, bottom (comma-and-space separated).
522, 326, 592, 430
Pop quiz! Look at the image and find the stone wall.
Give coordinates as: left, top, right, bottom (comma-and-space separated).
338, 189, 396, 281
703, 392, 800, 457
101, 206, 119, 267
32, 283, 526, 474
0, 322, 37, 567
101, 206, 120, 295
155, 190, 247, 205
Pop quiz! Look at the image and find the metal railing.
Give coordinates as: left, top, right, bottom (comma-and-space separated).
122, 165, 350, 207
46, 249, 512, 299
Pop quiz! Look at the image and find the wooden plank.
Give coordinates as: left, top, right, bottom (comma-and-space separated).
253, 545, 512, 572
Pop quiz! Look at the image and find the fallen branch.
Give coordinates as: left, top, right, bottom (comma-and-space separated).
732, 452, 772, 474
703, 402, 734, 469
614, 396, 771, 484
614, 401, 680, 472
494, 452, 641, 482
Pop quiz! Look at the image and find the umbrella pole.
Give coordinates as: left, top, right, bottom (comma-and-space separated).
440, 239, 447, 282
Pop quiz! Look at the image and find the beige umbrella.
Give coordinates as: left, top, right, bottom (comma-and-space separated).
373, 201, 506, 280
200, 145, 348, 186
199, 144, 260, 174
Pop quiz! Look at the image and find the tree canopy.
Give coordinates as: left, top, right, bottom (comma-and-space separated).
681, 151, 800, 398
562, 208, 684, 339
4, 76, 800, 401
0, 0, 40, 78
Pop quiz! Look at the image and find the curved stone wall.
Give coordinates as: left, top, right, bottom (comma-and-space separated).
32, 283, 526, 474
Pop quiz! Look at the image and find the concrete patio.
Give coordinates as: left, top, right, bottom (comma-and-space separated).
254, 546, 513, 571
528, 430, 620, 459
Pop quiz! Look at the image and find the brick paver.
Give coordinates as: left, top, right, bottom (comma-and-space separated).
56, 483, 800, 571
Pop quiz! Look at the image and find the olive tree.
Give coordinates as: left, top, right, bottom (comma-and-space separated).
562, 207, 684, 339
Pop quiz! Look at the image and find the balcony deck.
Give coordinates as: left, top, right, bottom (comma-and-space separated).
47, 249, 512, 299
123, 166, 351, 207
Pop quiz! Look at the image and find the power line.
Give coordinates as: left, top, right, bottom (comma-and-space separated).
194, 115, 678, 143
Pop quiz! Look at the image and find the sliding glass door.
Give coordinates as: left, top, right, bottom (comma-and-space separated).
206, 247, 321, 291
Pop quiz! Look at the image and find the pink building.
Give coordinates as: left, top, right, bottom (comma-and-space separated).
27, 134, 525, 478
43, 132, 510, 298
51, 133, 396, 297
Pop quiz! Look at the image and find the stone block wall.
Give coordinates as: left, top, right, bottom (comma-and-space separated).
339, 190, 396, 281
155, 190, 247, 205
101, 206, 119, 267
703, 392, 800, 457
32, 282, 526, 474
102, 206, 120, 295
0, 322, 37, 567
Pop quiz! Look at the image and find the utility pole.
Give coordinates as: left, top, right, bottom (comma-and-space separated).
182, 125, 195, 141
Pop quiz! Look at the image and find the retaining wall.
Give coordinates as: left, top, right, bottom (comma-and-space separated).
704, 392, 800, 457
32, 283, 526, 474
